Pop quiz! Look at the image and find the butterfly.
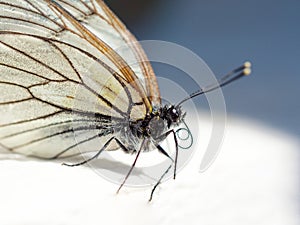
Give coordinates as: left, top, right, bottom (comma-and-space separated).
0, 0, 251, 201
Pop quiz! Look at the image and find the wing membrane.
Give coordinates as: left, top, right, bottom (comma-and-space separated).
95, 0, 161, 106
0, 0, 155, 158
1, 0, 160, 107
0, 111, 116, 158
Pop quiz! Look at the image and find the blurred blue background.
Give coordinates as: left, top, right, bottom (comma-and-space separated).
107, 0, 300, 136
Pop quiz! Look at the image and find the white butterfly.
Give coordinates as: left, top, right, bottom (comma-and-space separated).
0, 0, 251, 200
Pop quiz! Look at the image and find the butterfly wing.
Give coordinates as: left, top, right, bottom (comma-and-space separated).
0, 0, 151, 158
93, 0, 161, 106
45, 0, 161, 106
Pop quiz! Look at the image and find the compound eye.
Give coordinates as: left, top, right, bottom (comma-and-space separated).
170, 108, 179, 121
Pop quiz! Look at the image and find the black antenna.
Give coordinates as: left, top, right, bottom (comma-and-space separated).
177, 62, 251, 106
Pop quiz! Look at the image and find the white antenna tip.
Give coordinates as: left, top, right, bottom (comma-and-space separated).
243, 68, 251, 76
244, 61, 251, 68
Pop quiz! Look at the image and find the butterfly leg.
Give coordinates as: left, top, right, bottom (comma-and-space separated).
149, 129, 179, 201
149, 144, 174, 202
116, 138, 147, 194
62, 137, 129, 167
156, 129, 179, 179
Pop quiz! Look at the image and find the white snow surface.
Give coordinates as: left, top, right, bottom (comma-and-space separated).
0, 113, 299, 225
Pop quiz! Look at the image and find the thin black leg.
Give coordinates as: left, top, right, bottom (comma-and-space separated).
149, 143, 174, 202
62, 137, 128, 167
155, 129, 179, 179
116, 138, 147, 194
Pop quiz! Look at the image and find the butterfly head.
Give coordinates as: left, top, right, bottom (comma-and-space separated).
142, 105, 185, 140
161, 105, 186, 128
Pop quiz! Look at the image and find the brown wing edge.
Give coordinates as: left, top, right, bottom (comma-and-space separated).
46, 0, 153, 113
96, 0, 161, 107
